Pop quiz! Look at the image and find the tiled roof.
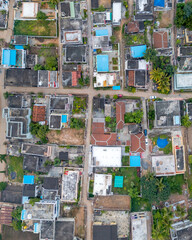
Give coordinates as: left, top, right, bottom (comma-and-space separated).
91, 133, 117, 146
131, 133, 146, 153
127, 21, 139, 33
32, 105, 46, 122
128, 71, 135, 87
153, 31, 168, 49
92, 122, 105, 134
116, 102, 125, 130
72, 71, 81, 86
0, 206, 13, 225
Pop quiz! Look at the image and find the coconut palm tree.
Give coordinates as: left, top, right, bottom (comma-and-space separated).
156, 178, 165, 192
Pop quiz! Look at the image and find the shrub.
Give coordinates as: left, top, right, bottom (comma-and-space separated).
3, 92, 9, 99
181, 115, 192, 128
105, 116, 112, 122
125, 146, 130, 153
37, 11, 48, 20
0, 182, 7, 191
70, 118, 85, 129
29, 198, 41, 206
113, 95, 118, 100
30, 122, 49, 143
54, 158, 61, 166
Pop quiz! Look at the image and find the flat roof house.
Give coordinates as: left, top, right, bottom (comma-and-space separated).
64, 45, 87, 63
93, 174, 112, 196
61, 30, 82, 44
92, 146, 122, 167
21, 2, 39, 18
93, 225, 118, 240
38, 70, 59, 88
135, 0, 153, 20
174, 73, 192, 91
152, 155, 176, 176
153, 29, 171, 49
93, 73, 117, 88
112, 2, 122, 25
1, 48, 26, 68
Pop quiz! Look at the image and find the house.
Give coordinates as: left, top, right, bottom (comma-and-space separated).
154, 0, 172, 10
131, 212, 151, 240
174, 73, 192, 91
93, 225, 118, 240
93, 26, 112, 51
55, 220, 74, 240
61, 170, 80, 202
91, 146, 122, 167
0, 205, 13, 226
130, 45, 147, 58
12, 35, 28, 45
38, 70, 59, 88
125, 21, 145, 34
5, 69, 38, 87
170, 220, 192, 240
61, 30, 82, 44
62, 70, 81, 87
64, 45, 87, 63
21, 143, 52, 157
112, 2, 121, 25
93, 12, 112, 25
154, 100, 182, 127
126, 70, 148, 89
93, 174, 112, 196
153, 29, 171, 49
43, 177, 59, 190
21, 2, 39, 19
116, 102, 125, 130
93, 73, 117, 88
0, 185, 22, 204
32, 105, 46, 123
135, 0, 153, 20
23, 155, 50, 173
152, 155, 176, 176
1, 48, 26, 68
60, 1, 74, 18
131, 133, 146, 153
0, 10, 7, 29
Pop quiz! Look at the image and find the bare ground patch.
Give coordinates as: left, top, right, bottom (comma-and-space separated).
47, 128, 85, 145
98, 0, 111, 8
75, 207, 85, 239
155, 11, 172, 28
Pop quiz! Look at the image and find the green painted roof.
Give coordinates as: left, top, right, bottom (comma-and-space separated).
114, 176, 123, 188
70, 2, 75, 18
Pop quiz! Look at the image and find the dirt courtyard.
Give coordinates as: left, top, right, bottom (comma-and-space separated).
47, 128, 85, 145
155, 11, 172, 28
99, 0, 111, 8
75, 207, 85, 239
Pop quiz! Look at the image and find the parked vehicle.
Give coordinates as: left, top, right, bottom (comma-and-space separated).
145, 137, 148, 145
144, 129, 147, 136
149, 96, 157, 100
118, 94, 123, 98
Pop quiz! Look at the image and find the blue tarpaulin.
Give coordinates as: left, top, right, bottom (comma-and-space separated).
21, 210, 26, 220
113, 86, 121, 90
154, 0, 165, 7
97, 55, 109, 72
15, 45, 24, 50
62, 115, 67, 123
130, 156, 141, 167
2, 49, 16, 66
23, 175, 35, 184
96, 29, 108, 36
22, 196, 29, 204
114, 176, 123, 188
130, 45, 147, 58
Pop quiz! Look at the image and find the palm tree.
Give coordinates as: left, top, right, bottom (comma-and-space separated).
145, 172, 154, 181
150, 68, 164, 82
176, 205, 186, 219
156, 178, 165, 192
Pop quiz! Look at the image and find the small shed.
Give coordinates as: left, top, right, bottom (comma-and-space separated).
23, 175, 35, 184
130, 156, 141, 167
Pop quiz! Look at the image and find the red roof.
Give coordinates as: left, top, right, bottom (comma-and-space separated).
116, 102, 125, 130
127, 21, 139, 33
92, 122, 105, 134
128, 71, 135, 86
153, 31, 168, 49
91, 133, 117, 146
0, 206, 13, 225
32, 105, 46, 122
72, 71, 81, 87
131, 133, 146, 153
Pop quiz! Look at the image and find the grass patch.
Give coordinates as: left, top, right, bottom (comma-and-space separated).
107, 167, 140, 195
122, 156, 130, 166
124, 33, 145, 46
131, 198, 151, 212
105, 117, 116, 132
72, 97, 86, 114
8, 156, 24, 183
14, 20, 57, 36
89, 179, 94, 198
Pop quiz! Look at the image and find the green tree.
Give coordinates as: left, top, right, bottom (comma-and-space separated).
176, 205, 186, 218
0, 182, 7, 191
110, 35, 116, 44
156, 178, 165, 192
29, 198, 41, 206
34, 64, 45, 71
105, 116, 111, 122
49, 0, 59, 7
98, 5, 105, 11
54, 158, 61, 166
132, 110, 143, 124
11, 206, 22, 231
113, 95, 118, 100
125, 11, 129, 18
181, 115, 192, 128
30, 122, 49, 143
144, 48, 157, 62
3, 92, 9, 99
70, 118, 85, 129
45, 56, 58, 71
37, 11, 48, 20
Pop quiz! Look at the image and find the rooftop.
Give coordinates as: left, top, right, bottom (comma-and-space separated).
32, 105, 46, 123
130, 156, 141, 167
64, 45, 87, 63
92, 146, 122, 167
114, 176, 123, 188
0, 185, 22, 204
40, 220, 54, 240
131, 133, 146, 153
21, 143, 52, 157
61, 30, 82, 44
5, 69, 38, 87
21, 2, 38, 18
174, 73, 192, 90
152, 155, 176, 176
23, 155, 49, 173
61, 170, 80, 202
155, 100, 181, 127
13, 35, 28, 45
43, 177, 59, 190
116, 101, 125, 130
38, 70, 58, 88
131, 212, 149, 240
171, 220, 192, 240
154, 0, 165, 7
153, 30, 169, 49
93, 225, 118, 240
136, 0, 153, 13
94, 73, 116, 88
93, 174, 112, 196
49, 114, 62, 129
23, 184, 36, 198
55, 220, 74, 240
112, 2, 122, 25
126, 21, 145, 33
0, 206, 13, 226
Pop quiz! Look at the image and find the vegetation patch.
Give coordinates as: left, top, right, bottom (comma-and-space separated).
72, 97, 86, 114
164, 175, 185, 194
105, 116, 116, 132
108, 167, 140, 195
12, 207, 22, 231
131, 198, 151, 212
8, 156, 24, 183
151, 134, 172, 154
14, 20, 57, 36
70, 118, 85, 130
30, 122, 49, 143
122, 156, 129, 166
124, 110, 143, 124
